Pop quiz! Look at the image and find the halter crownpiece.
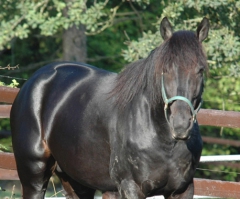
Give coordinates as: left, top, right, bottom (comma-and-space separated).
161, 73, 202, 123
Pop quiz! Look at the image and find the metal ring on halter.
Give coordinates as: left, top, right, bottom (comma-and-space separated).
161, 73, 202, 123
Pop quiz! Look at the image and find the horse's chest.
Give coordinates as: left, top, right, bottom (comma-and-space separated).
140, 156, 194, 195
111, 137, 200, 195
167, 158, 193, 187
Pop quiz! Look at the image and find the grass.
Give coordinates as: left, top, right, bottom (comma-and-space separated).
0, 178, 65, 198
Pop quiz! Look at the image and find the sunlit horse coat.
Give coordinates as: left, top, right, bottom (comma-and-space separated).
11, 17, 209, 199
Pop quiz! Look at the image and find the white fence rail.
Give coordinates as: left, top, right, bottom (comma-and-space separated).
200, 155, 240, 162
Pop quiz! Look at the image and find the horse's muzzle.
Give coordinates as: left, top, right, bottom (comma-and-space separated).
170, 112, 194, 140
172, 131, 191, 140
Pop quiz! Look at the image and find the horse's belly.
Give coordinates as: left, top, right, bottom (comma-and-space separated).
52, 142, 117, 191
47, 122, 117, 191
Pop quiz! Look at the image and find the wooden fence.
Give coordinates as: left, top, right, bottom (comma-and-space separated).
1, 86, 240, 198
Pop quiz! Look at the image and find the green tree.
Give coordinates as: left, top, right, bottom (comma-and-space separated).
123, 1, 240, 76
0, 0, 240, 183
0, 0, 152, 76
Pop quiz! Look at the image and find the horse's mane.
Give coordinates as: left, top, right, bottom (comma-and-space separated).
111, 31, 208, 108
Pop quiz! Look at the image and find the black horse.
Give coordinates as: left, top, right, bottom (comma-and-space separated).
10, 17, 209, 199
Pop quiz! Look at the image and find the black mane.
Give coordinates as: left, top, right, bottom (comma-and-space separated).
111, 30, 207, 108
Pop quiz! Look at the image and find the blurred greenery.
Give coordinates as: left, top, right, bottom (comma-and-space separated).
0, 0, 240, 190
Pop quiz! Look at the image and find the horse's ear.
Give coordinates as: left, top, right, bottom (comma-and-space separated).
160, 17, 173, 41
197, 17, 210, 42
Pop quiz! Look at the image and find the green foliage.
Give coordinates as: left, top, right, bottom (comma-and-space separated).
0, 137, 11, 152
123, 31, 161, 61
123, 0, 240, 76
0, 79, 19, 88
0, 66, 19, 87
0, 0, 151, 50
0, 1, 112, 49
204, 75, 240, 111
0, 69, 19, 153
87, 0, 158, 72
0, 0, 240, 182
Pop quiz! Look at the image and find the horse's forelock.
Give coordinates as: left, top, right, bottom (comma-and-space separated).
155, 31, 208, 74
111, 30, 207, 108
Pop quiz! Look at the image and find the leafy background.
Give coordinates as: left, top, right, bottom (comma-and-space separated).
0, 0, 240, 197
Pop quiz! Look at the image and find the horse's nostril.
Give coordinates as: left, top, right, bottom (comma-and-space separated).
172, 133, 190, 140
169, 113, 193, 140
172, 118, 191, 132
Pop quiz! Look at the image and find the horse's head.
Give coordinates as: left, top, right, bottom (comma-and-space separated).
159, 17, 209, 140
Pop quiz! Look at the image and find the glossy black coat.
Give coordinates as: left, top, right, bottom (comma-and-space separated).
10, 17, 209, 199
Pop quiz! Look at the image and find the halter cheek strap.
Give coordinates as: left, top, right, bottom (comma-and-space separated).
161, 73, 202, 123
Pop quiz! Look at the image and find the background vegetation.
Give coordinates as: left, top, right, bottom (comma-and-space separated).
0, 0, 240, 196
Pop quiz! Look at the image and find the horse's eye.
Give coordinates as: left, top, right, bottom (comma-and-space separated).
198, 68, 204, 75
195, 68, 204, 78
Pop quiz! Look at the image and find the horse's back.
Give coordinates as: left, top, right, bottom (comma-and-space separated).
11, 62, 118, 191
11, 62, 116, 137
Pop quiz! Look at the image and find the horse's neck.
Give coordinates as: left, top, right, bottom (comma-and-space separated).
127, 96, 172, 138
150, 104, 175, 140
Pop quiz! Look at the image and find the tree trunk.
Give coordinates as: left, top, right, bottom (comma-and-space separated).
62, 24, 87, 63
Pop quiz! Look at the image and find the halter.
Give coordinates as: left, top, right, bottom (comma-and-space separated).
161, 73, 202, 124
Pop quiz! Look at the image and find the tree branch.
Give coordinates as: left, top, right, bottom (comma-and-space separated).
85, 5, 120, 35
0, 64, 19, 70
128, 1, 144, 33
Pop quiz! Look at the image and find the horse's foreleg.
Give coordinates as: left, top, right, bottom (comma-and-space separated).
164, 181, 194, 199
119, 179, 145, 199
